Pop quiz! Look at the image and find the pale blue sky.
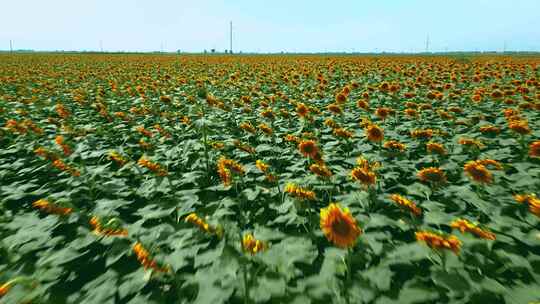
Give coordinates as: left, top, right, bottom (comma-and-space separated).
1, 0, 539, 53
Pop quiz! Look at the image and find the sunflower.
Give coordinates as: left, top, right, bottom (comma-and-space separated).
242, 233, 266, 255
239, 122, 256, 134
530, 141, 540, 158
159, 95, 171, 103
0, 281, 12, 297
356, 99, 369, 110
508, 120, 531, 135
309, 163, 332, 178
258, 123, 273, 135
479, 125, 501, 135
217, 156, 245, 186
383, 140, 406, 152
284, 134, 299, 143
109, 150, 127, 166
365, 124, 384, 142
298, 140, 319, 158
320, 203, 362, 248
375, 107, 392, 120
335, 92, 347, 103
514, 193, 540, 217
138, 157, 168, 176
426, 142, 447, 155
90, 216, 128, 237
32, 199, 72, 215
324, 118, 338, 128
132, 242, 169, 273
327, 103, 343, 115
260, 108, 274, 119
450, 219, 495, 240
417, 167, 446, 184
415, 231, 461, 254
350, 167, 376, 187
459, 138, 485, 149
411, 129, 433, 140
284, 183, 317, 200
463, 160, 502, 183
333, 127, 353, 139
296, 103, 309, 117
389, 194, 422, 216
255, 160, 269, 172
488, 89, 502, 99
404, 108, 418, 118
184, 213, 221, 236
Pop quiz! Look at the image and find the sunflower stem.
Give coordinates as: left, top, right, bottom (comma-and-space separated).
243, 261, 250, 304
345, 248, 353, 304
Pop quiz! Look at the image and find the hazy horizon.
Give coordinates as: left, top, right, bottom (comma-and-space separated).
2, 0, 539, 53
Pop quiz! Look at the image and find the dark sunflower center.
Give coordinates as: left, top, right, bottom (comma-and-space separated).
332, 217, 350, 236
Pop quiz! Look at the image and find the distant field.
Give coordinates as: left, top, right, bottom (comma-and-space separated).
1, 54, 539, 304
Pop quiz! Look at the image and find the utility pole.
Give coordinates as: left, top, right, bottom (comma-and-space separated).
503, 41, 507, 53
229, 21, 233, 54
425, 34, 430, 53
9, 40, 13, 53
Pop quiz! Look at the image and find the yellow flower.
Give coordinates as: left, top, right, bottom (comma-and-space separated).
450, 219, 495, 240
333, 127, 353, 139
365, 124, 384, 142
138, 157, 168, 176
296, 102, 309, 117
320, 203, 362, 248
411, 129, 433, 139
383, 140, 406, 152
0, 281, 13, 298
514, 194, 540, 217
389, 194, 422, 216
350, 167, 376, 187
298, 140, 319, 159
89, 216, 128, 237
375, 107, 392, 120
415, 231, 461, 254
529, 141, 540, 158
327, 103, 343, 115
32, 199, 72, 215
132, 242, 169, 273
479, 125, 500, 135
463, 159, 502, 184
463, 161, 492, 183
508, 119, 531, 135
136, 125, 154, 137
217, 156, 245, 186
255, 160, 269, 173
184, 213, 220, 235
309, 163, 332, 178
242, 233, 266, 255
417, 167, 446, 184
109, 150, 127, 166
426, 142, 447, 155
258, 123, 273, 135
459, 137, 485, 149
284, 183, 316, 200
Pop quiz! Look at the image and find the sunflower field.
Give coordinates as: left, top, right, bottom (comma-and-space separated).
1, 53, 540, 304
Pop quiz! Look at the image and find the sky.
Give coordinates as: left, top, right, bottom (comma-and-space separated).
1, 0, 539, 53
